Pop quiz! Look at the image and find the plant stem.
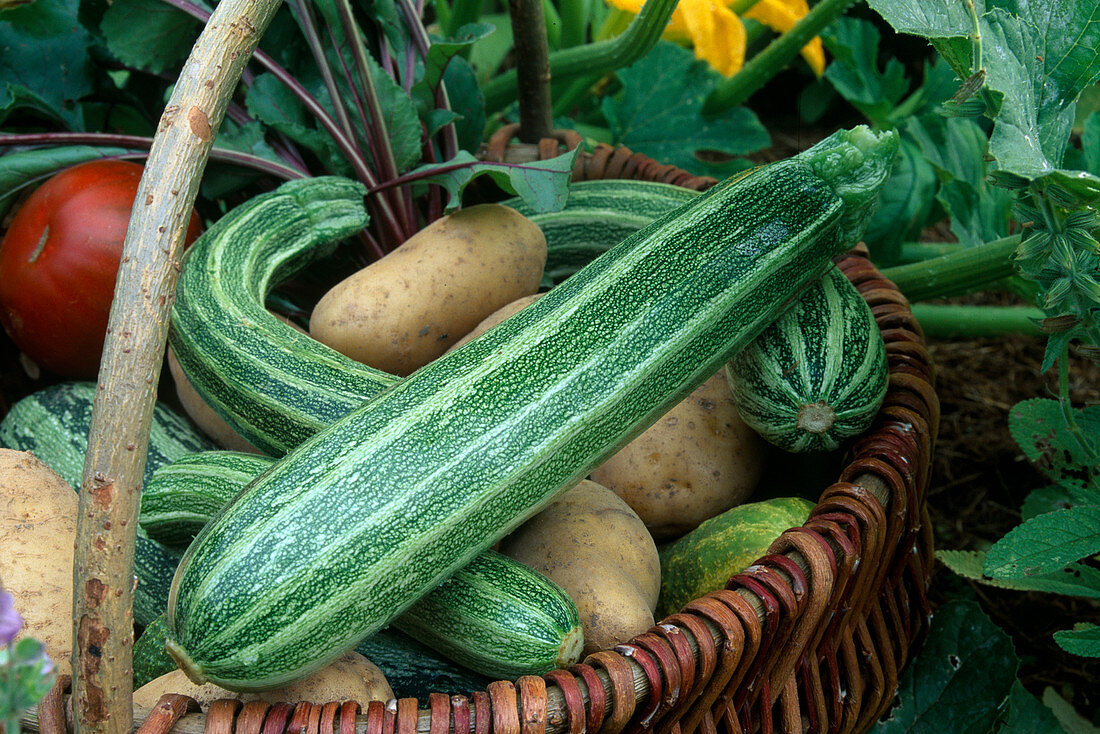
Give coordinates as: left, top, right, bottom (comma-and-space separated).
0, 132, 309, 179
897, 241, 965, 263
910, 303, 1043, 338
881, 234, 1021, 302
292, 0, 358, 144
71, 0, 281, 731
558, 0, 590, 48
1056, 344, 1100, 462
510, 0, 554, 143
482, 0, 678, 113
444, 0, 484, 36
702, 0, 856, 114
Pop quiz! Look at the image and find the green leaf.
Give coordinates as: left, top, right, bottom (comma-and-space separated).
0, 0, 95, 128
862, 137, 938, 265
821, 17, 909, 128
938, 549, 1100, 598
904, 114, 1014, 248
407, 148, 579, 213
441, 54, 485, 155
864, 0, 979, 39
1022, 484, 1080, 520
997, 681, 1066, 733
983, 504, 1100, 578
1008, 398, 1100, 495
1083, 111, 1100, 174
0, 145, 130, 219
467, 12, 513, 85
200, 120, 286, 198
873, 600, 1017, 734
602, 41, 770, 176
100, 0, 200, 74
1053, 623, 1100, 658
1043, 687, 1100, 734
0, 83, 69, 127
424, 23, 494, 92
244, 73, 350, 176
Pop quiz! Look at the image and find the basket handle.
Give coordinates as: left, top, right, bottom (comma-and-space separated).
69, 1, 282, 730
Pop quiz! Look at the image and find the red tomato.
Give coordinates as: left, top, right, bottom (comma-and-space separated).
0, 159, 203, 379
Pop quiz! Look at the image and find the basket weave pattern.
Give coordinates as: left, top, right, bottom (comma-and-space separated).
33, 137, 938, 734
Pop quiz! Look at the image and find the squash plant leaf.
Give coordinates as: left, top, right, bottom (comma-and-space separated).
904, 114, 1013, 248
983, 504, 1100, 579
406, 147, 579, 213
873, 600, 1017, 734
1053, 623, 1100, 658
602, 41, 770, 176
1083, 111, 1100, 175
821, 17, 909, 129
1007, 398, 1100, 497
997, 681, 1066, 733
100, 0, 200, 75
1022, 484, 1081, 520
0, 0, 95, 129
937, 549, 1100, 598
1042, 688, 1100, 733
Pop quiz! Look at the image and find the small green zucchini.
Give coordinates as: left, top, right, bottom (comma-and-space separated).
0, 381, 212, 626
140, 451, 273, 546
166, 127, 897, 690
726, 265, 889, 452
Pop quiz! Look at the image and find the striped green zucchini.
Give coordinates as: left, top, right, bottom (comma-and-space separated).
140, 451, 274, 546
726, 265, 889, 452
355, 628, 493, 699
168, 177, 399, 456
166, 126, 897, 690
144, 451, 583, 678
133, 614, 177, 689
0, 381, 212, 626
503, 180, 699, 287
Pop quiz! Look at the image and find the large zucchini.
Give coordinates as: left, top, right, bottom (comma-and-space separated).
0, 381, 213, 626
166, 126, 897, 690
143, 451, 583, 678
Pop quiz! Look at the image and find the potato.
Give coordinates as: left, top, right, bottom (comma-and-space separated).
166, 314, 307, 454
133, 651, 393, 709
446, 293, 542, 353
310, 204, 546, 375
589, 370, 765, 541
499, 480, 660, 655
167, 346, 260, 454
0, 449, 77, 677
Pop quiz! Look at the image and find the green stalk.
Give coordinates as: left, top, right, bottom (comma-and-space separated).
1057, 344, 1100, 462
911, 303, 1043, 338
702, 0, 856, 114
881, 234, 1021, 302
729, 0, 763, 14
482, 0, 678, 113
897, 241, 965, 263
444, 0, 484, 36
559, 0, 590, 48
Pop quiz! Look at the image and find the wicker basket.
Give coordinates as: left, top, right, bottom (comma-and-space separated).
30, 129, 938, 734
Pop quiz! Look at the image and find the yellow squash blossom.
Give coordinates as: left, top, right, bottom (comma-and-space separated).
608, 0, 825, 78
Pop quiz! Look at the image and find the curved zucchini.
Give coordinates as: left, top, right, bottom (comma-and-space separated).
0, 381, 211, 626
168, 177, 399, 456
726, 265, 889, 452
166, 127, 897, 690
